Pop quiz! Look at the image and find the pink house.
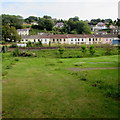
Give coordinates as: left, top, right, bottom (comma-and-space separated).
102, 38, 112, 44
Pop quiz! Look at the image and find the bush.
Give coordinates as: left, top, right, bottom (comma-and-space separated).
81, 45, 87, 53
26, 41, 33, 47
89, 45, 95, 56
14, 58, 19, 61
104, 44, 113, 55
58, 46, 65, 58
12, 48, 21, 57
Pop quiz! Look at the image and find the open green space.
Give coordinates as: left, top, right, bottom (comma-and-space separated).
2, 49, 120, 118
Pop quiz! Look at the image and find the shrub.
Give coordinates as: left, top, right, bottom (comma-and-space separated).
104, 44, 113, 55
89, 45, 95, 56
58, 46, 65, 58
14, 58, 19, 61
12, 48, 21, 57
81, 45, 87, 54
26, 41, 33, 47
19, 51, 32, 57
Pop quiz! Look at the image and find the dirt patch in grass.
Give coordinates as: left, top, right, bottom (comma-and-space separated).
68, 67, 120, 71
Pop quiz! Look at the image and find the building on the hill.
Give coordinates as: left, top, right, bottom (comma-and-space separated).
54, 22, 64, 28
30, 22, 38, 25
20, 34, 118, 45
94, 31, 108, 35
92, 22, 107, 31
17, 28, 30, 36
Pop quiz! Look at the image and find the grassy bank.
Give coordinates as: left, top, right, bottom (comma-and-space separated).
2, 50, 120, 118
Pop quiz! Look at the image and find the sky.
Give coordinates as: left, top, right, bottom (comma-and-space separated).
1, 0, 119, 21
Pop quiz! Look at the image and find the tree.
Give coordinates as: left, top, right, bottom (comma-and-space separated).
89, 45, 95, 56
2, 14, 23, 29
81, 45, 87, 54
76, 21, 91, 34
58, 47, 65, 58
2, 25, 21, 42
44, 19, 54, 31
43, 15, 52, 19
69, 16, 79, 21
24, 16, 38, 23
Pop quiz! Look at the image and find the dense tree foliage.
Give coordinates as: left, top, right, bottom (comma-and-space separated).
2, 25, 21, 42
2, 14, 23, 29
32, 18, 54, 31
24, 16, 38, 23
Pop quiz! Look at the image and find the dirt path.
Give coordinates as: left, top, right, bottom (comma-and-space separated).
68, 67, 120, 71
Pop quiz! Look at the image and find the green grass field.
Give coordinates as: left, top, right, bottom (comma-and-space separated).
2, 50, 120, 118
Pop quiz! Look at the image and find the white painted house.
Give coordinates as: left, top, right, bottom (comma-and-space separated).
17, 28, 30, 36
92, 22, 107, 31
21, 34, 118, 45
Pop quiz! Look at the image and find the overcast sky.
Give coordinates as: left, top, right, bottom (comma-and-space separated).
1, 0, 119, 20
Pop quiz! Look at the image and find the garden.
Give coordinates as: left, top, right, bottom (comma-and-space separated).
1, 44, 120, 118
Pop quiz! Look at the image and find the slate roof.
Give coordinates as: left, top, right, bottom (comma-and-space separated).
21, 34, 118, 39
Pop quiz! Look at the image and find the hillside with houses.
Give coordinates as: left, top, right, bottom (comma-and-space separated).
1, 13, 120, 119
1, 14, 120, 46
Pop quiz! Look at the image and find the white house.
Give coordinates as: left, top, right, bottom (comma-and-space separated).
30, 22, 38, 25
17, 28, 30, 36
92, 22, 107, 31
21, 34, 118, 45
55, 22, 64, 28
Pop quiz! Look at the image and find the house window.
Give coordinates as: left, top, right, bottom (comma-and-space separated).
60, 39, 62, 41
38, 39, 40, 41
89, 38, 91, 41
45, 39, 47, 42
96, 38, 97, 41
78, 39, 80, 41
64, 39, 66, 41
57, 39, 59, 41
82, 39, 84, 41
34, 39, 36, 42
93, 38, 94, 41
53, 39, 55, 41
106, 39, 108, 41
71, 39, 73, 41
75, 39, 77, 41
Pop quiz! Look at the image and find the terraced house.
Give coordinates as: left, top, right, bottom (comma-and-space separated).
21, 34, 118, 45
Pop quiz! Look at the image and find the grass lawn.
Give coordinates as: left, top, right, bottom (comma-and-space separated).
2, 52, 120, 118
